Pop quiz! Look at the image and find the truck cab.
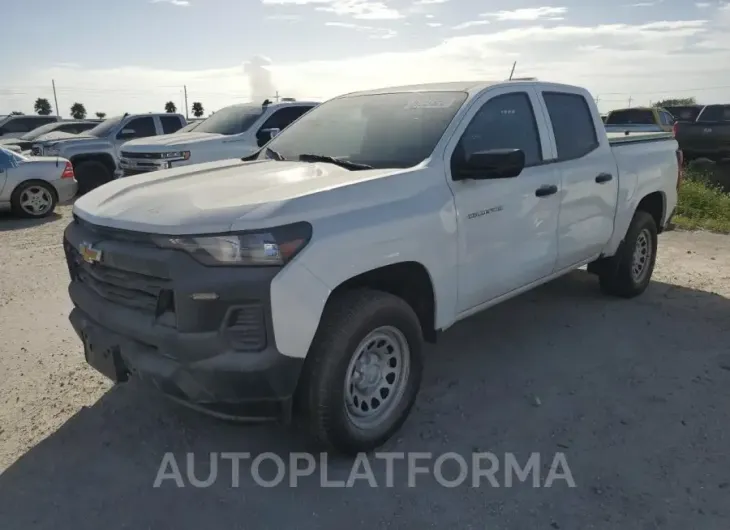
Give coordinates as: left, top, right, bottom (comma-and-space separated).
65, 80, 680, 454
41, 113, 187, 193
0, 115, 61, 139
604, 106, 675, 133
117, 100, 318, 177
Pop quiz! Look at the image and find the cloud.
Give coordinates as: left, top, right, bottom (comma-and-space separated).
412, 0, 449, 4
427, 22, 443, 27
261, 0, 402, 19
7, 5, 730, 116
631, 0, 664, 6
150, 0, 190, 6
480, 7, 568, 21
325, 21, 397, 38
453, 20, 491, 30
695, 2, 711, 6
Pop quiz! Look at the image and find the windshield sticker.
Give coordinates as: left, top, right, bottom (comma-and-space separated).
405, 98, 458, 110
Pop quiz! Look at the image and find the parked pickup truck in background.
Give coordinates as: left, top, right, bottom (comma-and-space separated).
674, 104, 730, 162
0, 115, 61, 139
0, 120, 99, 154
117, 100, 318, 177
40, 113, 186, 193
604, 106, 675, 134
65, 80, 681, 454
663, 105, 703, 123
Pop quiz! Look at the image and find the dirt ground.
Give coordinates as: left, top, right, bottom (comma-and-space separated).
1, 205, 729, 529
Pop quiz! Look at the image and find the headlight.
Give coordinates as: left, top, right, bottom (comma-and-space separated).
162, 151, 190, 160
151, 222, 312, 266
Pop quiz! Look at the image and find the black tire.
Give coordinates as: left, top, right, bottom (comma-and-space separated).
10, 180, 58, 218
599, 210, 658, 298
298, 289, 424, 455
74, 160, 112, 195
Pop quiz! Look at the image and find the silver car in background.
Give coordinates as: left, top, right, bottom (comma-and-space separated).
0, 147, 77, 218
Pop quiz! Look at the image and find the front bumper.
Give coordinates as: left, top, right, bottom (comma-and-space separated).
118, 155, 188, 177
63, 218, 305, 420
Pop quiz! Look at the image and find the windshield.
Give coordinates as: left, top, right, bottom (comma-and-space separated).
18, 122, 63, 141
179, 121, 201, 133
195, 105, 264, 135
259, 91, 468, 169
84, 115, 124, 137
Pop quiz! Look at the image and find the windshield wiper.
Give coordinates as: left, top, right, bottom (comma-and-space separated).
298, 153, 372, 171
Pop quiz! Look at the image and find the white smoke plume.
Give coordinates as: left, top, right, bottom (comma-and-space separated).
243, 56, 277, 102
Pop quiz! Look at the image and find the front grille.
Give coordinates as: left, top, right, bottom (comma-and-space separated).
120, 151, 165, 160
74, 216, 154, 245
66, 243, 171, 314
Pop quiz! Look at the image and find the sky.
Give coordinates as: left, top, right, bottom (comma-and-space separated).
2, 0, 730, 117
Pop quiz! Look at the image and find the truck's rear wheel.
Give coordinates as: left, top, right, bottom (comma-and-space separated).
599, 210, 657, 298
299, 289, 423, 455
75, 160, 112, 195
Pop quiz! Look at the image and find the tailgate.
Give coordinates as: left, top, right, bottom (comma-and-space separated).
676, 123, 730, 153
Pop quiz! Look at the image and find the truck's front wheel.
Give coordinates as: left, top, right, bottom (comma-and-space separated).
599, 210, 658, 298
75, 160, 112, 195
299, 289, 424, 455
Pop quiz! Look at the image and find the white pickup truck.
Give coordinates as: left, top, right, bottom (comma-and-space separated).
116, 100, 318, 177
64, 80, 681, 454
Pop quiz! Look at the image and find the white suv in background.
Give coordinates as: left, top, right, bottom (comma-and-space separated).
117, 100, 318, 177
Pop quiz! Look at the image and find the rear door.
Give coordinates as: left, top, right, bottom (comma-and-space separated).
446, 86, 561, 311
539, 89, 619, 269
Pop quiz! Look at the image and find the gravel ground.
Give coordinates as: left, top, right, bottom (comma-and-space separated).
1, 205, 729, 529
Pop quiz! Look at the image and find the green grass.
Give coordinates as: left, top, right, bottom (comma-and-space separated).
673, 166, 730, 233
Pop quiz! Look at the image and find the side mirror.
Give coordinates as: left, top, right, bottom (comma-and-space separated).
453, 148, 525, 180
119, 128, 137, 138
260, 128, 280, 140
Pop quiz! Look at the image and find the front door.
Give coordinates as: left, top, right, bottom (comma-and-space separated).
445, 87, 561, 312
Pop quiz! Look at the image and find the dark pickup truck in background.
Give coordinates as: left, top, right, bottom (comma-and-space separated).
675, 104, 730, 162
663, 105, 704, 123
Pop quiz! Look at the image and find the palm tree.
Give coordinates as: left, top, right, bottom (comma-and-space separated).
34, 98, 53, 116
164, 101, 177, 113
191, 102, 204, 118
10, 111, 24, 115
96, 112, 106, 119
70, 103, 87, 119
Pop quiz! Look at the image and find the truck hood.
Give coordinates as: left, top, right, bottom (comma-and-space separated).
121, 131, 222, 150
73, 158, 402, 234
46, 135, 109, 150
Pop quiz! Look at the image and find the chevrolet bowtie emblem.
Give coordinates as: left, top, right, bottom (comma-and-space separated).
79, 242, 102, 264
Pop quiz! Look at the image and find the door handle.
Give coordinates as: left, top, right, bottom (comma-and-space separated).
595, 173, 613, 183
535, 184, 558, 197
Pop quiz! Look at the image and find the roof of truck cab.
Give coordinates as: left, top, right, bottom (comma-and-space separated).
339, 80, 585, 97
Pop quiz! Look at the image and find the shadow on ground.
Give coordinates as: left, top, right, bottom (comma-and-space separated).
0, 211, 62, 232
1, 271, 729, 529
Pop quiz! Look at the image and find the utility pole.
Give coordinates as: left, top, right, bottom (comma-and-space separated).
183, 85, 189, 119
274, 91, 280, 103
508, 61, 517, 80
627, 95, 632, 108
52, 79, 60, 117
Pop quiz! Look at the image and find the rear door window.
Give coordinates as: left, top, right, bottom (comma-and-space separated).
118, 117, 157, 139
542, 92, 599, 161
161, 116, 184, 134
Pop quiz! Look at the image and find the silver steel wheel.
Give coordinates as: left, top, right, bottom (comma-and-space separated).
344, 326, 411, 429
631, 228, 652, 283
19, 186, 53, 216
